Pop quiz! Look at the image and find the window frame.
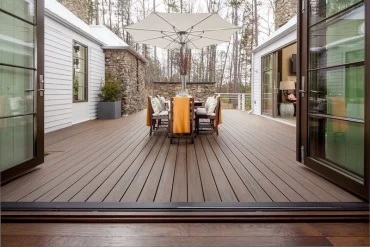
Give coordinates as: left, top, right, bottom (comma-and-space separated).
72, 40, 88, 103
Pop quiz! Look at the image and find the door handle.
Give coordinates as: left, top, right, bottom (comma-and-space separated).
25, 89, 34, 92
300, 76, 305, 97
39, 75, 44, 96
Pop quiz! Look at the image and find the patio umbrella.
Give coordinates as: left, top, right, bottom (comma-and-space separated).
125, 12, 240, 94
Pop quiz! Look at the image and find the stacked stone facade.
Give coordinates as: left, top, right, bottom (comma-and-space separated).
105, 50, 147, 115
151, 83, 216, 101
275, 0, 298, 28
57, 0, 90, 24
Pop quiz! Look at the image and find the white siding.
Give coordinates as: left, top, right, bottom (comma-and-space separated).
252, 29, 297, 115
89, 48, 105, 119
44, 17, 105, 133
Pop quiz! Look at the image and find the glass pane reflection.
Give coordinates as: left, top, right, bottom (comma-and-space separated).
309, 4, 364, 70
0, 115, 34, 171
309, 0, 361, 25
308, 64, 364, 120
309, 117, 364, 177
0, 12, 35, 68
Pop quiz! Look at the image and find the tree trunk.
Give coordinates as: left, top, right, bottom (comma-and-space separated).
220, 41, 231, 90
101, 0, 106, 25
95, 0, 99, 24
232, 2, 239, 93
153, 0, 157, 66
108, 0, 113, 29
253, 0, 258, 46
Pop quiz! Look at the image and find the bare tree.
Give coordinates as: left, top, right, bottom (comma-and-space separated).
95, 0, 99, 24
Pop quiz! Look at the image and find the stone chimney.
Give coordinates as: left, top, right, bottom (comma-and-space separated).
57, 0, 90, 24
275, 0, 298, 29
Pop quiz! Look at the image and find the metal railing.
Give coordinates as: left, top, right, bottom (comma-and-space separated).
215, 93, 251, 111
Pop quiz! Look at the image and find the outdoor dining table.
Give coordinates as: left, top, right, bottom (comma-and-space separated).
164, 99, 203, 110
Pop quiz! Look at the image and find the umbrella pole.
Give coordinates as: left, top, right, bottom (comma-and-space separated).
180, 42, 188, 95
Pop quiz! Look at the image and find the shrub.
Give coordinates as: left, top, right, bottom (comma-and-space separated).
98, 75, 122, 102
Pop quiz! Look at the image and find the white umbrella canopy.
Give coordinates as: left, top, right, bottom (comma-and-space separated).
125, 12, 240, 50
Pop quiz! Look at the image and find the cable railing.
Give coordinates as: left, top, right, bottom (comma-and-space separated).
215, 93, 251, 111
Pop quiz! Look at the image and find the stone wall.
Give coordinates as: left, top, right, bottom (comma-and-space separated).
105, 49, 147, 115
275, 0, 297, 28
151, 83, 216, 101
57, 0, 90, 24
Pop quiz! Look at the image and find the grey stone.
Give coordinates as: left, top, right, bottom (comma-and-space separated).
105, 49, 147, 115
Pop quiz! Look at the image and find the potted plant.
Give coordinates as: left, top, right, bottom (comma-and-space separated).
97, 74, 122, 119
73, 77, 79, 101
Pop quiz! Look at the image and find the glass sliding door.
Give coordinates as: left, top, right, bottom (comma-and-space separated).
0, 0, 44, 182
299, 0, 369, 200
262, 53, 277, 116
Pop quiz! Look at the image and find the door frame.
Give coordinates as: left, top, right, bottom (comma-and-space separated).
261, 52, 278, 117
1, 0, 45, 184
297, 0, 369, 200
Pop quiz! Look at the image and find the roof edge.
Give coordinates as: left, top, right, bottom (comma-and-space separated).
103, 46, 148, 64
45, 8, 105, 46
252, 23, 297, 53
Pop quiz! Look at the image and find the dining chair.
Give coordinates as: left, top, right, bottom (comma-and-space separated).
195, 96, 221, 135
169, 97, 195, 144
148, 96, 169, 136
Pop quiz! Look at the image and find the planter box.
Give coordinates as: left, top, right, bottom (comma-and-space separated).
98, 101, 121, 119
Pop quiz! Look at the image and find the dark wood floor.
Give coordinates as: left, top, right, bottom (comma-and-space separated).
1, 222, 369, 246
1, 110, 362, 203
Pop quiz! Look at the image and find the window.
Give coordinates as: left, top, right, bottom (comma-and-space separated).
73, 41, 88, 102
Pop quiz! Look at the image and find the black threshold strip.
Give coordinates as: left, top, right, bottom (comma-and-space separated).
2, 202, 369, 212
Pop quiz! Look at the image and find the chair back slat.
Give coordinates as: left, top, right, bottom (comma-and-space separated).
215, 96, 221, 124
148, 96, 153, 121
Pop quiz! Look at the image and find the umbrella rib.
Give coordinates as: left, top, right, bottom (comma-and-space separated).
153, 12, 185, 44
125, 27, 177, 33
187, 33, 229, 43
188, 39, 199, 49
190, 27, 241, 33
135, 34, 176, 43
164, 39, 175, 49
188, 36, 202, 42
153, 12, 180, 32
184, 13, 214, 33
160, 32, 179, 43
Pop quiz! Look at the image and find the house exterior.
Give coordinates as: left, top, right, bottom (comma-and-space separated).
44, 0, 147, 133
251, 16, 297, 118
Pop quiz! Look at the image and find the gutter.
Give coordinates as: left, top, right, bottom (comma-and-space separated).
45, 8, 106, 46
252, 24, 297, 53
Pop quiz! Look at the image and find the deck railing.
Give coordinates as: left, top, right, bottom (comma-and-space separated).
215, 93, 251, 111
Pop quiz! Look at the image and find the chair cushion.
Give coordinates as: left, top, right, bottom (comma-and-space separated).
157, 110, 168, 116
207, 97, 217, 114
196, 108, 207, 115
157, 96, 166, 110
151, 97, 162, 115
204, 96, 214, 112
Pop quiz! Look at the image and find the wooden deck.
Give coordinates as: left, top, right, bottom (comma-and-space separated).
1, 110, 362, 203
2, 222, 369, 246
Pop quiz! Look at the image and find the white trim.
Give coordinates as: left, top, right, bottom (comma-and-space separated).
45, 9, 105, 46
253, 24, 297, 53
257, 114, 296, 127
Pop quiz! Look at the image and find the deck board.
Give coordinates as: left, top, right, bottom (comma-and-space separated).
1, 110, 362, 203
171, 140, 188, 202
